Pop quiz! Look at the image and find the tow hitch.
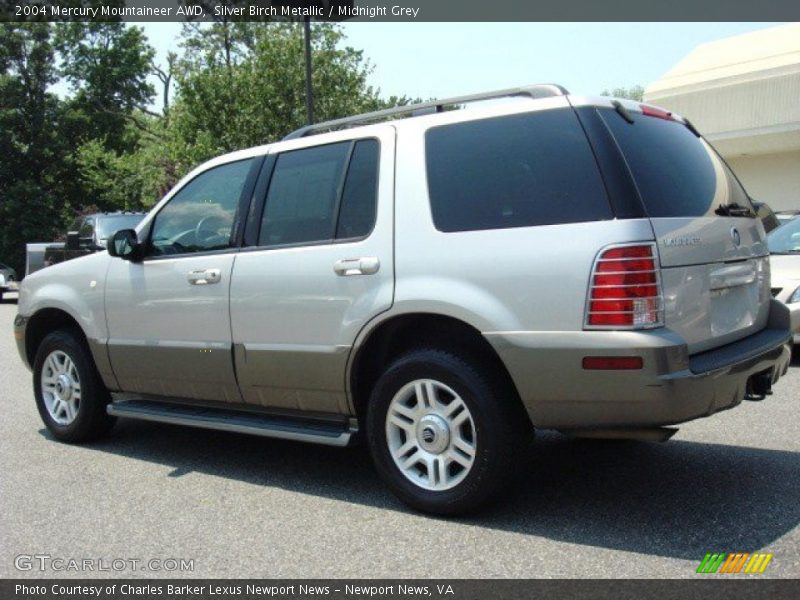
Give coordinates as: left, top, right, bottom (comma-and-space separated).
745, 370, 774, 401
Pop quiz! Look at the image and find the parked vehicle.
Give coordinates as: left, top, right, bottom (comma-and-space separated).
0, 262, 18, 301
776, 210, 800, 226
25, 243, 56, 277
767, 217, 800, 342
43, 212, 145, 267
14, 85, 792, 514
752, 201, 781, 233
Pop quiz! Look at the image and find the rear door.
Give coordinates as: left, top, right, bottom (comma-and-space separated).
229, 126, 395, 415
598, 106, 770, 353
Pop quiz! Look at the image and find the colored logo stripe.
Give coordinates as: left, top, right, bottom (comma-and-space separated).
744, 553, 773, 574
697, 553, 726, 573
697, 553, 773, 574
719, 553, 749, 573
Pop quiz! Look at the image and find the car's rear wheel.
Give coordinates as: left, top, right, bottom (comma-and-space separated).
366, 348, 527, 515
33, 329, 116, 443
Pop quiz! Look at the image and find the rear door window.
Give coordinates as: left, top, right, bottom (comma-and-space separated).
425, 108, 612, 232
598, 108, 751, 218
336, 139, 380, 239
258, 139, 380, 247
259, 143, 350, 247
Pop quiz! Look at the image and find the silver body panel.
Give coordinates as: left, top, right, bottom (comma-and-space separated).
659, 256, 771, 354
104, 253, 241, 402
15, 251, 118, 388
652, 216, 770, 353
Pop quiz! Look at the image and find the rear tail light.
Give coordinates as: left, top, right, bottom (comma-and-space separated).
585, 243, 663, 330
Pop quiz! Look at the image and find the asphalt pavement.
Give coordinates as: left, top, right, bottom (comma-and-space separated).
0, 297, 798, 579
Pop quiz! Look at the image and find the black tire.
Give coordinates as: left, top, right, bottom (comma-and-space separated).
33, 329, 116, 443
366, 348, 528, 515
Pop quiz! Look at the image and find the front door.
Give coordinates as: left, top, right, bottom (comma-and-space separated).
105, 157, 260, 402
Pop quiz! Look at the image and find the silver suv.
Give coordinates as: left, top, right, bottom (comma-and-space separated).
14, 85, 792, 514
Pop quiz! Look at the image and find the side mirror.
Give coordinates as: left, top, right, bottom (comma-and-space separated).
65, 231, 80, 251
107, 229, 141, 261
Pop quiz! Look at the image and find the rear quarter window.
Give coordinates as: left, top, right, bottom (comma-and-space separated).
598, 108, 750, 218
425, 108, 612, 232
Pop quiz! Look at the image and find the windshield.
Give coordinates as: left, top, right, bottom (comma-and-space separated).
767, 218, 800, 254
96, 215, 144, 244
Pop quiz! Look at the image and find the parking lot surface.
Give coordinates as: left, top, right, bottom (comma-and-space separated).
1, 298, 798, 578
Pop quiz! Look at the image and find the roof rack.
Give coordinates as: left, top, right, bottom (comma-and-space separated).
282, 83, 569, 140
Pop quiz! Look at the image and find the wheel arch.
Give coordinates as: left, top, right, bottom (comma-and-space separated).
347, 312, 529, 426
24, 307, 87, 368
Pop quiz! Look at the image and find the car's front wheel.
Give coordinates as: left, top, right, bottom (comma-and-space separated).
33, 329, 116, 443
366, 348, 527, 515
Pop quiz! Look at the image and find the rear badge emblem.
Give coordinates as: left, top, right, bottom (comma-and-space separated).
663, 237, 700, 247
731, 227, 741, 247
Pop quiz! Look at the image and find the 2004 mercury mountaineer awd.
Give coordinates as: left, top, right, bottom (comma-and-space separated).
14, 85, 793, 514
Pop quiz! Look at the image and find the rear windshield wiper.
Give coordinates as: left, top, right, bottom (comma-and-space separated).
715, 203, 755, 218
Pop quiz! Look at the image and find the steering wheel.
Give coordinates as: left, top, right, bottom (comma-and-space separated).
194, 215, 228, 244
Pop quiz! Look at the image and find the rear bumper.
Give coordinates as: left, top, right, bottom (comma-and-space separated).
486, 299, 792, 429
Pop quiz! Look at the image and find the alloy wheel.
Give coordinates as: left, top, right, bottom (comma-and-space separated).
385, 378, 477, 491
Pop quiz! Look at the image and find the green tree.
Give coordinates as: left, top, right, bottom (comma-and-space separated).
601, 85, 645, 102
49, 23, 164, 216
0, 23, 66, 275
75, 117, 176, 212
1, 21, 418, 273
89, 23, 415, 209
180, 21, 262, 71
54, 23, 156, 152
168, 22, 399, 169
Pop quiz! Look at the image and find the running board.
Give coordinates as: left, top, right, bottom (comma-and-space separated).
107, 400, 355, 447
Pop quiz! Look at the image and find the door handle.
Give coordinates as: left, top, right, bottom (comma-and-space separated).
333, 257, 380, 276
187, 268, 222, 285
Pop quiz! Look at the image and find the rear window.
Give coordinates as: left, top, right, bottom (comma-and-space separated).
425, 108, 612, 232
599, 108, 750, 218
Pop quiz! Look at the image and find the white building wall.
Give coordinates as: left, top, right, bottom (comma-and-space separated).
647, 69, 800, 139
727, 151, 800, 212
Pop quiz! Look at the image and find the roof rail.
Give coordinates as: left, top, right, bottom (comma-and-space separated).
282, 83, 569, 140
